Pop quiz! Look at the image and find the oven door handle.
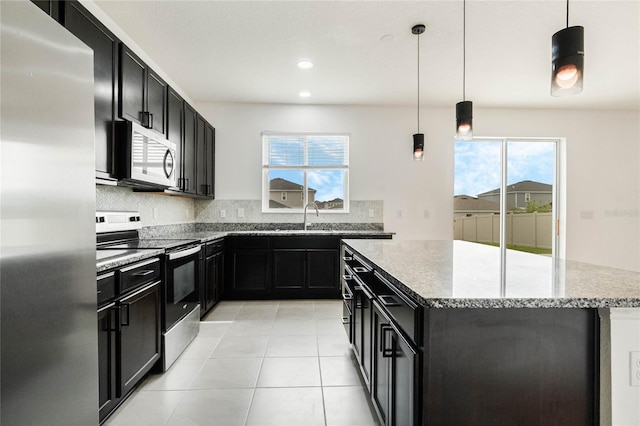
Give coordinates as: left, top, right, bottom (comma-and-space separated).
169, 245, 202, 260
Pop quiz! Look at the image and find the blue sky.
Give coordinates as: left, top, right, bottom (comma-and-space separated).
454, 141, 555, 196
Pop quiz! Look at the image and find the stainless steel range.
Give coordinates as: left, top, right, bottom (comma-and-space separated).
96, 211, 202, 370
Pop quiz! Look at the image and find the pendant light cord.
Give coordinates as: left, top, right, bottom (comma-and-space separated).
566, 0, 569, 28
462, 0, 466, 101
417, 30, 420, 132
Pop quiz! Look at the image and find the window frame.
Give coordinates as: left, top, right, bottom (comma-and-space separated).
261, 132, 350, 214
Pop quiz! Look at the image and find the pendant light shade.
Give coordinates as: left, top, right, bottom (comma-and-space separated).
551, 25, 584, 96
455, 0, 473, 140
456, 100, 473, 140
412, 24, 425, 161
413, 133, 424, 160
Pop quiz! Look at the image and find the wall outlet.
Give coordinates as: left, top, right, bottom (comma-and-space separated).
220, 209, 226, 218
152, 207, 158, 219
396, 209, 402, 219
237, 208, 245, 218
368, 209, 374, 218
631, 351, 640, 386
185, 208, 190, 219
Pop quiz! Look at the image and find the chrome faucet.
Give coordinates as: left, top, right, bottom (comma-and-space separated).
303, 202, 319, 231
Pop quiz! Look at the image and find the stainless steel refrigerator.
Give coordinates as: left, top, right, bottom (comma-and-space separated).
1, 1, 98, 424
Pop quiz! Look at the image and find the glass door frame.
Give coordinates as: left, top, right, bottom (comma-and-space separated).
461, 136, 564, 297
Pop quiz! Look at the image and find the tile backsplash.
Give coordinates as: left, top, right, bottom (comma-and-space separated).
96, 185, 383, 228
96, 185, 195, 226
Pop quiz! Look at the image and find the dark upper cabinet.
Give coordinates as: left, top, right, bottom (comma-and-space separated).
146, 69, 167, 135
182, 103, 197, 194
64, 1, 119, 181
195, 115, 215, 198
204, 122, 215, 198
31, 0, 61, 21
167, 87, 184, 189
196, 115, 207, 196
119, 44, 167, 136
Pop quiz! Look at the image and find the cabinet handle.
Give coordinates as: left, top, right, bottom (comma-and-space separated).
342, 256, 353, 261
120, 304, 130, 327
353, 267, 368, 273
343, 293, 353, 301
379, 294, 402, 307
341, 316, 350, 325
380, 323, 394, 358
133, 270, 155, 277
149, 113, 153, 129
342, 274, 353, 281
185, 178, 190, 191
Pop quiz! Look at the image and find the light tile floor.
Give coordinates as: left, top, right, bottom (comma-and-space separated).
105, 300, 379, 426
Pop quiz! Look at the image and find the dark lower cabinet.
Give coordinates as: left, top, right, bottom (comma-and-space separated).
97, 303, 117, 422
97, 261, 162, 424
229, 250, 270, 293
353, 278, 374, 387
423, 308, 597, 426
118, 281, 162, 397
273, 250, 305, 290
201, 240, 224, 318
372, 300, 419, 426
307, 249, 338, 290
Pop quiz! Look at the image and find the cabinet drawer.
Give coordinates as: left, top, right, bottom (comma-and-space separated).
373, 271, 421, 345
229, 237, 270, 250
206, 239, 224, 256
272, 236, 337, 249
120, 257, 161, 294
97, 271, 116, 306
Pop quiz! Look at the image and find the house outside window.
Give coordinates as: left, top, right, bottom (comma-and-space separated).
262, 133, 349, 212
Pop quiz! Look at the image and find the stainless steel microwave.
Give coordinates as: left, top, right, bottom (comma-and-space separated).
115, 121, 176, 188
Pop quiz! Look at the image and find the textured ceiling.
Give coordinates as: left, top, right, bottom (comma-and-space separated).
93, 0, 639, 110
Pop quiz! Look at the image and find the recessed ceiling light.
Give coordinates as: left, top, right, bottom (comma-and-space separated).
297, 60, 314, 69
380, 34, 395, 42
299, 91, 311, 98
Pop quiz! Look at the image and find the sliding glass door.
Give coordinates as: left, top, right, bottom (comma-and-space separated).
454, 138, 559, 296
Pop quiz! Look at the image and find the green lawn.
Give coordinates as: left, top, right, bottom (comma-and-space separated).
477, 242, 552, 255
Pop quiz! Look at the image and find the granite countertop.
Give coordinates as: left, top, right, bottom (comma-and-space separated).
96, 248, 164, 273
96, 230, 392, 271
342, 239, 640, 308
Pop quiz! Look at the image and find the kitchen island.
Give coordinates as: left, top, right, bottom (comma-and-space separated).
341, 239, 640, 426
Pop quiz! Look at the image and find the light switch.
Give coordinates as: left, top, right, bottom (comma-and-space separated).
220, 209, 226, 218
368, 209, 374, 218
237, 208, 245, 218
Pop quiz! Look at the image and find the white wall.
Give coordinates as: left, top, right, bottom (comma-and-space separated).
196, 102, 639, 272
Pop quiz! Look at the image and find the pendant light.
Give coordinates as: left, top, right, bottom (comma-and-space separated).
551, 0, 584, 96
455, 0, 472, 140
412, 24, 425, 161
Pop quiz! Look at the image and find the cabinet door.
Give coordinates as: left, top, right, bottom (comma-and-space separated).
273, 250, 305, 290
167, 87, 183, 188
118, 281, 161, 397
64, 1, 118, 180
202, 254, 217, 316
391, 330, 418, 426
97, 304, 117, 422
372, 303, 392, 425
182, 103, 197, 193
229, 250, 270, 293
195, 115, 207, 196
214, 251, 224, 302
307, 249, 338, 289
205, 123, 215, 198
119, 45, 146, 126
146, 69, 167, 135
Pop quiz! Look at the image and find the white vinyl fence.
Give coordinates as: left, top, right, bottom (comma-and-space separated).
453, 212, 553, 249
